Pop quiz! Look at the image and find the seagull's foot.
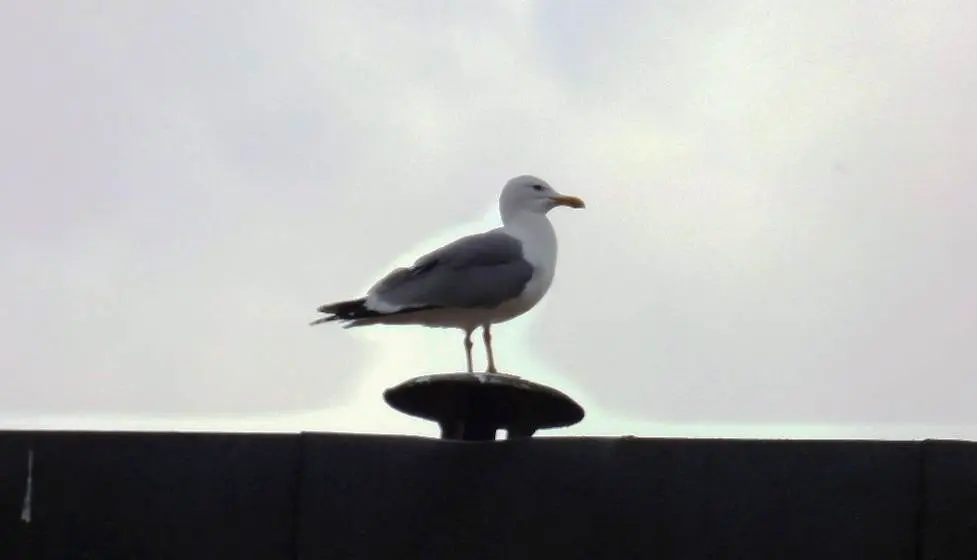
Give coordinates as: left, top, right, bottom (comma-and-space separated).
472, 372, 489, 383
484, 368, 521, 380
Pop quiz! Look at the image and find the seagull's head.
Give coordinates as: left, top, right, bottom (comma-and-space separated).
499, 175, 586, 220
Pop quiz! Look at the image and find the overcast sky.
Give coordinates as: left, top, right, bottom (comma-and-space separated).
2, 1, 976, 439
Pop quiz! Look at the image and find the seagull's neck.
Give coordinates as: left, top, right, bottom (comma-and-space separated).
501, 210, 558, 270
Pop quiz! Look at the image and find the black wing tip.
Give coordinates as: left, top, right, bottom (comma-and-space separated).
316, 297, 364, 315
311, 297, 387, 324
310, 298, 443, 326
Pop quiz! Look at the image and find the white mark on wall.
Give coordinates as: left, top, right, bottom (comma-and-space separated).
20, 449, 33, 524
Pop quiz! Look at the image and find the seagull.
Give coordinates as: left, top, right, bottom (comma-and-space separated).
310, 175, 585, 375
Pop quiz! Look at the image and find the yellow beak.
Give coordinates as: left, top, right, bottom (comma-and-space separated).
549, 194, 586, 209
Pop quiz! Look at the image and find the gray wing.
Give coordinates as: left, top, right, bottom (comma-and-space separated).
366, 229, 535, 311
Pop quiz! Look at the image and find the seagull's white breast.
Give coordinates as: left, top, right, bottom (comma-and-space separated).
486, 214, 559, 324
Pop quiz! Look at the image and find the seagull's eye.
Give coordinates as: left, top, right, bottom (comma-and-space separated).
531, 184, 545, 192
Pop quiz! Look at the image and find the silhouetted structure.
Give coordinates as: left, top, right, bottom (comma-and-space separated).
0, 371, 972, 558
1, 430, 976, 559
383, 372, 585, 440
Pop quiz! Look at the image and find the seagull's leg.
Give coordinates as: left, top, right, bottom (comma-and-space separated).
482, 324, 498, 374
463, 328, 475, 373
482, 324, 521, 378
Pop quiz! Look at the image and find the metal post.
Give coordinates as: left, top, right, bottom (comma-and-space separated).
383, 373, 585, 441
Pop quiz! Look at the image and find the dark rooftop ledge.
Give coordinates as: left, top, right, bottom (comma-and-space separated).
1, 430, 976, 559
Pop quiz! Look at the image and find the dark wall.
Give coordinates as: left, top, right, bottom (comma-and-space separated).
0, 431, 974, 559
0, 431, 299, 559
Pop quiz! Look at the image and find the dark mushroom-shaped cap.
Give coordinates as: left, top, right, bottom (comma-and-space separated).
384, 372, 585, 441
